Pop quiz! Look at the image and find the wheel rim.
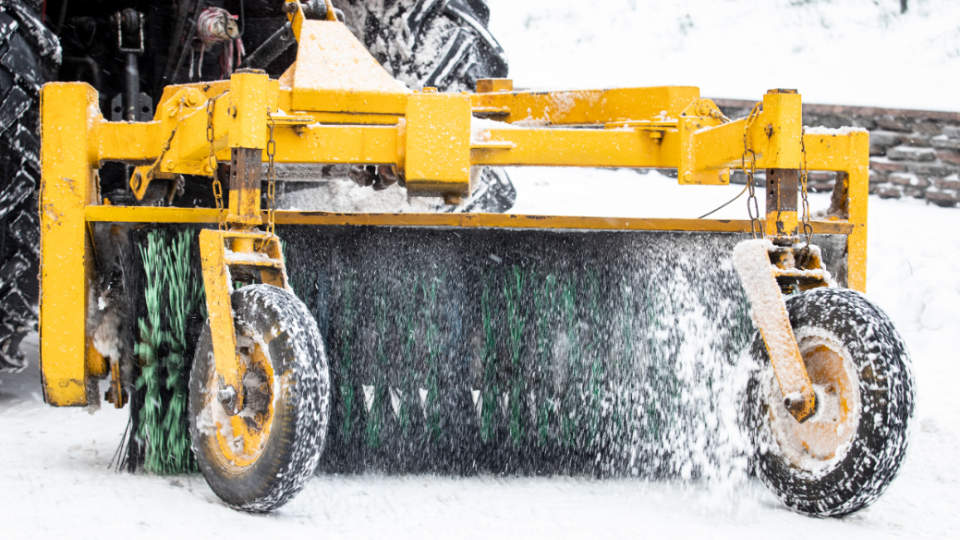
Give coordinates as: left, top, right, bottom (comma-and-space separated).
204, 333, 277, 470
765, 329, 861, 473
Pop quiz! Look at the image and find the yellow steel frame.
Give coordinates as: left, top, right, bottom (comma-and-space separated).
38, 7, 869, 407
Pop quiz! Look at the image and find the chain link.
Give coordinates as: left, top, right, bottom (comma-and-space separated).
799, 127, 814, 246
266, 111, 278, 236
207, 92, 229, 230
146, 97, 185, 184
742, 103, 763, 238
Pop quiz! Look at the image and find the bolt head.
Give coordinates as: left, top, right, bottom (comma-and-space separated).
217, 386, 239, 415
164, 160, 175, 171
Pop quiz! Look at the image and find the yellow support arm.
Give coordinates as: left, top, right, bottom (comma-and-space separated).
40, 83, 100, 406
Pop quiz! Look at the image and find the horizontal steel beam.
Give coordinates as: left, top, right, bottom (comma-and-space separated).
84, 206, 855, 235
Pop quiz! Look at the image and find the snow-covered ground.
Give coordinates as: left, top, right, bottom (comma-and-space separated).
487, 0, 960, 111
2, 170, 958, 538
4, 1, 960, 537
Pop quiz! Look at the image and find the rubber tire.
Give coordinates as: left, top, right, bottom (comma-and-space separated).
0, 1, 59, 373
746, 288, 915, 517
339, 0, 508, 92
189, 284, 330, 512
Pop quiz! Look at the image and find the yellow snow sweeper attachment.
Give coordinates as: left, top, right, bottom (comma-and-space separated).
37, 0, 912, 517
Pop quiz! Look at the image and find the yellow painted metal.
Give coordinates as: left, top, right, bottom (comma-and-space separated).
86, 205, 221, 223
761, 90, 803, 168
803, 130, 870, 293
472, 127, 677, 168
288, 20, 410, 114
404, 92, 473, 197
198, 229, 242, 410
284, 0, 306, 40
734, 241, 817, 423
39, 83, 99, 406
678, 99, 730, 185
97, 121, 161, 163
277, 109, 402, 125
212, 341, 276, 467
155, 80, 232, 112
676, 91, 804, 176
470, 86, 699, 125
199, 228, 289, 414
766, 207, 799, 239
270, 123, 399, 164
476, 78, 514, 94
85, 337, 108, 378
228, 71, 271, 150
108, 355, 126, 408
84, 205, 855, 235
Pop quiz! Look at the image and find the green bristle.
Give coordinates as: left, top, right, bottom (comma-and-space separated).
420, 270, 444, 443
479, 282, 498, 444
364, 289, 388, 449
338, 271, 357, 444
504, 265, 527, 446
135, 229, 204, 475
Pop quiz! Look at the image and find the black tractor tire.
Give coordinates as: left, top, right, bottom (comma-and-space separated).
189, 284, 330, 512
0, 1, 59, 373
339, 0, 507, 92
339, 0, 515, 213
746, 288, 915, 517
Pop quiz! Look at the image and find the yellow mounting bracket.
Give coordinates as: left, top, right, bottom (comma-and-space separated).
733, 239, 833, 423
198, 229, 289, 414
677, 90, 802, 182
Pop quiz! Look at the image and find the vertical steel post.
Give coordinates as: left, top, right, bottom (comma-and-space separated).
228, 147, 263, 227
765, 168, 799, 243
226, 69, 269, 229
39, 83, 100, 406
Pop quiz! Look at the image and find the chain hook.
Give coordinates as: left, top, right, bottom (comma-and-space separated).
266, 111, 278, 236
206, 91, 229, 230
799, 127, 814, 246
742, 102, 763, 239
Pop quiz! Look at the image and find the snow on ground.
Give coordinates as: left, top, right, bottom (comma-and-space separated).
486, 0, 960, 111
2, 170, 958, 538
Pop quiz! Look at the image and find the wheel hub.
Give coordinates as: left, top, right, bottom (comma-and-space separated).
765, 329, 861, 472
207, 334, 276, 469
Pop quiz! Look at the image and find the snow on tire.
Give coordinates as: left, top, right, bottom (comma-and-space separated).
189, 284, 330, 512
0, 0, 59, 373
746, 287, 915, 517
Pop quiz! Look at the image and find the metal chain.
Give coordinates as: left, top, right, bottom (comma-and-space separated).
147, 96, 185, 181
207, 92, 229, 230
742, 103, 763, 238
266, 111, 278, 236
153, 126, 179, 176
799, 127, 814, 246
